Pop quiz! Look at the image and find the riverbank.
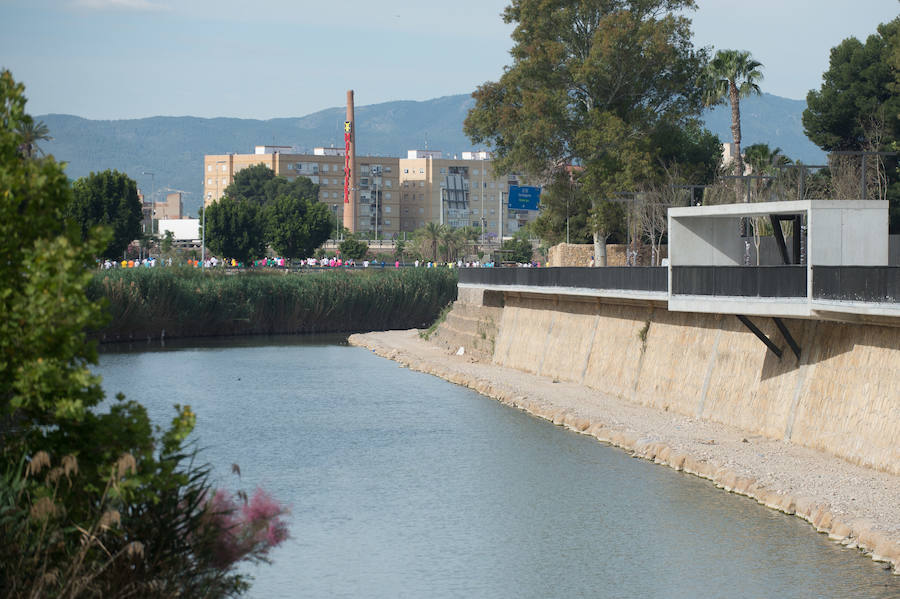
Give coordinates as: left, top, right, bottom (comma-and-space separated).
348, 328, 900, 574
87, 267, 457, 342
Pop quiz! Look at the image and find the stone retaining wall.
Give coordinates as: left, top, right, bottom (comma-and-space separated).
445, 288, 900, 476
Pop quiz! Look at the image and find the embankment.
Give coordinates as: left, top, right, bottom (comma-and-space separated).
355, 286, 900, 572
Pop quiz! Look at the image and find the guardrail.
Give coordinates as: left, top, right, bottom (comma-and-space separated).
459, 266, 667, 292
671, 266, 807, 297
812, 266, 900, 303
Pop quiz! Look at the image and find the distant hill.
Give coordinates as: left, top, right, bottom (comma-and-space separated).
38, 92, 825, 217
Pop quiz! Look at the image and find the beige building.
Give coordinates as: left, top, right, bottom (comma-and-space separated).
204, 146, 537, 238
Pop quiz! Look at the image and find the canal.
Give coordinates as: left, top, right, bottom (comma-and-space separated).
97, 336, 900, 598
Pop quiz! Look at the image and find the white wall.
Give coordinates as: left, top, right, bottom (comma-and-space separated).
158, 218, 199, 240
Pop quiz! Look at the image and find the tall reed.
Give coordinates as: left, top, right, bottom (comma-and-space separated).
87, 267, 458, 341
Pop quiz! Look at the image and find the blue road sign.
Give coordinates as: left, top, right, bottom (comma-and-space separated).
508, 185, 541, 211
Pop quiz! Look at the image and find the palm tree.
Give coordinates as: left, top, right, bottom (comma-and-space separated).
744, 144, 791, 201
16, 115, 52, 158
416, 222, 444, 262
702, 50, 763, 202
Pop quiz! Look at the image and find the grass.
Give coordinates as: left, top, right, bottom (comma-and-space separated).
88, 267, 458, 342
419, 302, 454, 340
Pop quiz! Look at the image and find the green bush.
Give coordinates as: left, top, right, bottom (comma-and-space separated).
88, 267, 459, 341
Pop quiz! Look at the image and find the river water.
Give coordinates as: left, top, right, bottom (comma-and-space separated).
96, 336, 900, 599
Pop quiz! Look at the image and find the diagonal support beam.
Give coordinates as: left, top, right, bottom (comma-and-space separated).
773, 317, 801, 360
736, 315, 783, 359
769, 214, 791, 264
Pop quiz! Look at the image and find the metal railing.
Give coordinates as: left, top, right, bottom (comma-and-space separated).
459, 266, 667, 293
812, 266, 900, 303
671, 266, 807, 297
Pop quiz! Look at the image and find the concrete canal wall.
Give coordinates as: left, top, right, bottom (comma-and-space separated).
431, 287, 900, 476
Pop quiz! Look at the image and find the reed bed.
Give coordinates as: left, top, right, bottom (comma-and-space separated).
88, 267, 458, 341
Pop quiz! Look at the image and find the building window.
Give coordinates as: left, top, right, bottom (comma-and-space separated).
473, 169, 479, 175
440, 167, 447, 174
419, 207, 424, 214
385, 219, 391, 225
472, 208, 479, 215
419, 181, 424, 187
323, 164, 329, 172
207, 178, 212, 185
490, 208, 496, 215
385, 192, 392, 199
385, 166, 392, 173
220, 164, 227, 172
385, 206, 392, 213
419, 168, 424, 174
385, 179, 392, 187
221, 178, 227, 185
207, 165, 212, 172
403, 168, 409, 174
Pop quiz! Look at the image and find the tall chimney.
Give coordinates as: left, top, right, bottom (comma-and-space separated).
343, 90, 357, 233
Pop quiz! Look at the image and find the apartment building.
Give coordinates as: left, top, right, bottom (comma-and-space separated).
397, 150, 533, 238
204, 147, 537, 238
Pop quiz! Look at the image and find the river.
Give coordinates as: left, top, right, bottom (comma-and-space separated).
97, 336, 900, 598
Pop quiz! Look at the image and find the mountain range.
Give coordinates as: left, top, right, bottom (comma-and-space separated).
37, 92, 825, 217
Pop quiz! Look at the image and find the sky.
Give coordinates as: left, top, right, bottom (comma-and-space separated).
1, 0, 898, 120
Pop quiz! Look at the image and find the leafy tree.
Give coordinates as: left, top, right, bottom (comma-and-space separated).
803, 18, 900, 152
803, 17, 900, 230
394, 238, 407, 262
0, 70, 287, 598
500, 235, 534, 263
204, 195, 266, 263
265, 193, 332, 259
465, 0, 707, 266
223, 163, 277, 204
338, 234, 369, 260
225, 164, 322, 207
68, 169, 143, 259
701, 49, 764, 199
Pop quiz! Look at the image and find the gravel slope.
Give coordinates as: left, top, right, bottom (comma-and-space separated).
349, 328, 900, 574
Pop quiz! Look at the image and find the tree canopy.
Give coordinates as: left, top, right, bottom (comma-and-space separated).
68, 169, 143, 259
1, 69, 287, 597
464, 0, 709, 263
204, 195, 267, 263
803, 16, 900, 230
208, 165, 332, 260
803, 18, 900, 152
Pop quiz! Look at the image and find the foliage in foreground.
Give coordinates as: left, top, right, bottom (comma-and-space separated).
87, 266, 459, 341
1, 69, 287, 598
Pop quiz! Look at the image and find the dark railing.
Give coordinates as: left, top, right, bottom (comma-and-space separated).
813, 266, 900, 303
671, 266, 807, 298
459, 266, 667, 293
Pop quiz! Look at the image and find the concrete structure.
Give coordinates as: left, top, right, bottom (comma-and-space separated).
155, 192, 184, 220
667, 200, 895, 321
343, 90, 357, 233
158, 218, 199, 241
